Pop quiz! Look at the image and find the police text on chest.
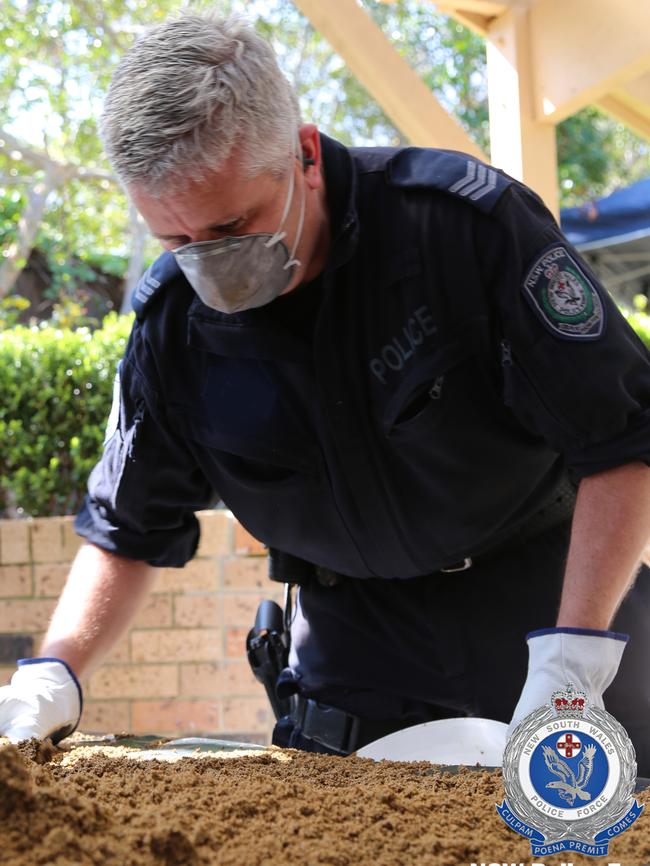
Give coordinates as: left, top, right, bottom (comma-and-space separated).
369, 305, 437, 384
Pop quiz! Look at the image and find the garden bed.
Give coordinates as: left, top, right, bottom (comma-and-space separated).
2, 737, 649, 866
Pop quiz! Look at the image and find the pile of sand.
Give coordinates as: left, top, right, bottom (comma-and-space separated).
1, 740, 649, 865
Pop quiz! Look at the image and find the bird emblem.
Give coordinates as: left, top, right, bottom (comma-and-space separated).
542, 743, 596, 805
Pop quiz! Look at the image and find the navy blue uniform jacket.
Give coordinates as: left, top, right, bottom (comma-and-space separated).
75, 135, 650, 578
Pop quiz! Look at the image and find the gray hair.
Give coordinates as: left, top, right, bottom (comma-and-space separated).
100, 11, 301, 194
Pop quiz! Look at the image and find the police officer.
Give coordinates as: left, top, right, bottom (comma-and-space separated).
2, 11, 650, 772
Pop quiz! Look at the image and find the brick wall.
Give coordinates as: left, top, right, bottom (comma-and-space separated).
0, 512, 283, 743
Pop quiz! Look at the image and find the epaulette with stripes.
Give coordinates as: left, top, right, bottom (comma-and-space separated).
387, 147, 513, 215
131, 251, 182, 321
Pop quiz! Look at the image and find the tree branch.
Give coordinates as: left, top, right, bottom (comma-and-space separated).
121, 200, 149, 313
73, 166, 116, 182
73, 0, 124, 53
0, 175, 41, 185
0, 128, 61, 173
0, 168, 59, 298
0, 129, 116, 183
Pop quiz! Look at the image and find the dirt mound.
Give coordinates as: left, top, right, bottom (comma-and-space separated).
1, 742, 649, 865
1, 744, 108, 864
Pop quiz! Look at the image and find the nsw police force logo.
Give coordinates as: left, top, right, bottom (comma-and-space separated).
497, 684, 643, 858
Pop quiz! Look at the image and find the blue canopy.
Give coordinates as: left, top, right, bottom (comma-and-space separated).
561, 176, 650, 249
559, 176, 650, 301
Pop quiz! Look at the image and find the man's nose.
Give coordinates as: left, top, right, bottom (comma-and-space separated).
190, 230, 222, 243
167, 231, 221, 251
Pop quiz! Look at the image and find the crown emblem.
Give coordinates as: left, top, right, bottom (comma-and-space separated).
551, 683, 588, 717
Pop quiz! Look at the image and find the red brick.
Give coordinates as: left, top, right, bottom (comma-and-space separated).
0, 599, 56, 632
225, 627, 249, 659
61, 518, 82, 560
223, 557, 268, 589
0, 521, 30, 565
227, 665, 264, 695
222, 697, 272, 734
179, 661, 259, 697
223, 593, 271, 627
34, 563, 69, 597
80, 700, 130, 734
103, 635, 130, 664
157, 560, 218, 593
31, 518, 64, 563
131, 699, 221, 735
132, 594, 173, 628
234, 523, 267, 556
196, 510, 233, 557
0, 565, 31, 598
131, 629, 221, 663
174, 594, 220, 628
88, 664, 178, 699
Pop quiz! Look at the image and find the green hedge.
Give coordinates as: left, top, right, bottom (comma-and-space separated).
0, 313, 133, 518
1, 305, 650, 519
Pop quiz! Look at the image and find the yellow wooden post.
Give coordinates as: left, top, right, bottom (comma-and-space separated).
486, 7, 559, 218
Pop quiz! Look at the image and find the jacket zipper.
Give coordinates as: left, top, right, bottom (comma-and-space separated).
500, 339, 577, 439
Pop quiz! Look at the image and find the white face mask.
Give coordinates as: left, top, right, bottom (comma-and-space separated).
173, 152, 306, 315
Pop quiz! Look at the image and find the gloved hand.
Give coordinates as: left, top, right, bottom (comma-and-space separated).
508, 627, 628, 737
0, 658, 82, 743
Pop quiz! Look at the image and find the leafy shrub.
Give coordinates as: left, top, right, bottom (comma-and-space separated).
0, 313, 133, 518
0, 296, 30, 330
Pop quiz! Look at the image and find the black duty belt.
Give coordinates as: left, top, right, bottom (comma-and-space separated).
290, 695, 407, 755
270, 477, 577, 586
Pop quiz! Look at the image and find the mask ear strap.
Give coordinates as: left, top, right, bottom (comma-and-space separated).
285, 169, 305, 270
265, 162, 295, 247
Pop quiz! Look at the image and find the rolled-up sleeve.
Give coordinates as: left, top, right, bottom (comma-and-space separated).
75, 327, 217, 566
483, 185, 650, 481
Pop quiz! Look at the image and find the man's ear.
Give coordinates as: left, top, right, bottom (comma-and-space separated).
299, 123, 322, 190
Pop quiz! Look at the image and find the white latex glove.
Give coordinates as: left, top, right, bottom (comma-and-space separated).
508, 627, 628, 738
0, 658, 82, 743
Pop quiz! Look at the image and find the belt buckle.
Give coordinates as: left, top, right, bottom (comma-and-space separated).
440, 557, 473, 573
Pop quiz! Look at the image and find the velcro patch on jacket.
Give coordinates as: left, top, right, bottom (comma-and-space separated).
388, 148, 512, 214
523, 244, 606, 340
132, 251, 181, 319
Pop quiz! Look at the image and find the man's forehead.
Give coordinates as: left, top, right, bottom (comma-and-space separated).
129, 163, 284, 236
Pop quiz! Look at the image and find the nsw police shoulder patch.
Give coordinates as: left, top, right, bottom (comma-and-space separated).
523, 244, 606, 340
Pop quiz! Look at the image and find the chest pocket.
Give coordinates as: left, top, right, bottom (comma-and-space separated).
168, 358, 323, 482
381, 317, 488, 439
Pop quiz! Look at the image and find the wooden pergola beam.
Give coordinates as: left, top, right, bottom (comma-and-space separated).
437, 6, 492, 37
597, 95, 650, 143
619, 72, 650, 111
434, 0, 508, 15
604, 72, 650, 141
433, 0, 532, 36
291, 0, 486, 158
531, 0, 650, 123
